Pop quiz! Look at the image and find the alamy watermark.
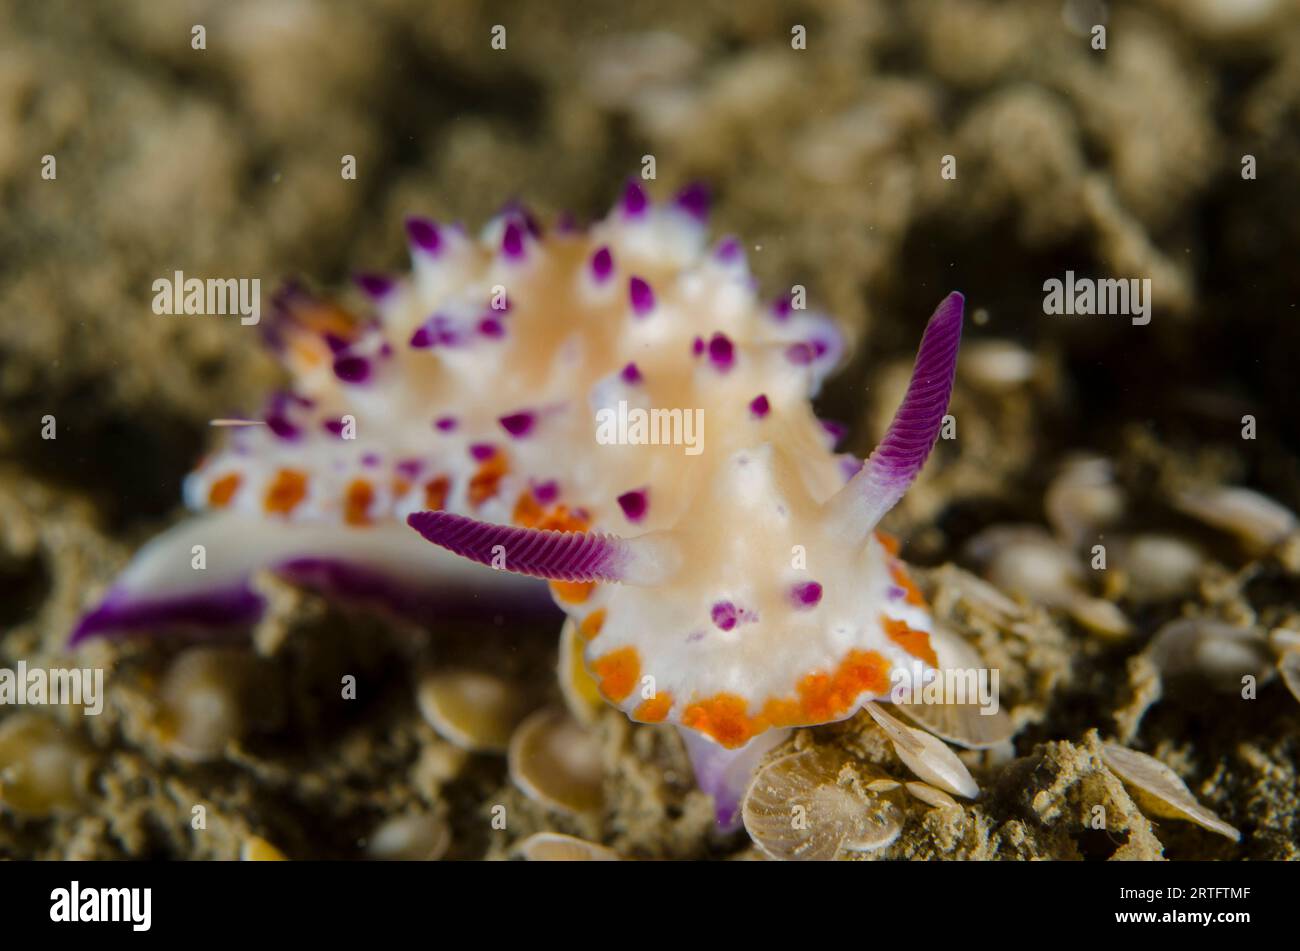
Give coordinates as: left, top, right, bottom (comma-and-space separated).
889, 661, 1001, 716
595, 400, 704, 456
1043, 270, 1151, 326
152, 270, 261, 325
0, 662, 104, 715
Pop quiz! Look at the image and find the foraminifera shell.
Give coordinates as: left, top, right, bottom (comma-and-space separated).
507, 708, 604, 815
1174, 485, 1297, 550
417, 668, 532, 753
516, 832, 620, 861
1101, 743, 1240, 842
1145, 618, 1273, 693
0, 713, 93, 817
365, 813, 451, 861
742, 746, 902, 861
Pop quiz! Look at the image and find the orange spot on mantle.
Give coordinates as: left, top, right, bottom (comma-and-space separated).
578, 609, 606, 641
344, 478, 375, 526
634, 692, 673, 723
423, 475, 450, 511
881, 615, 939, 667
592, 647, 639, 703
683, 649, 894, 748
207, 472, 242, 508
264, 469, 308, 516
468, 451, 508, 508
889, 561, 928, 608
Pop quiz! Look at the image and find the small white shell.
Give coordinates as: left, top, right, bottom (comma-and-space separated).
1116, 535, 1204, 603
507, 708, 604, 815
742, 746, 902, 861
966, 525, 1082, 607
864, 702, 979, 799
1045, 456, 1124, 547
1101, 743, 1240, 842
1174, 485, 1297, 550
960, 339, 1038, 393
158, 647, 264, 762
1145, 618, 1272, 693
516, 832, 620, 861
416, 669, 531, 753
365, 813, 451, 861
904, 781, 960, 811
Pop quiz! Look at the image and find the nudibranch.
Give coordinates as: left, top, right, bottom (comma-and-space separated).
73, 181, 963, 829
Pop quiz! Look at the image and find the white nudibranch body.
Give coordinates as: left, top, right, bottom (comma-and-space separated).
73, 181, 964, 826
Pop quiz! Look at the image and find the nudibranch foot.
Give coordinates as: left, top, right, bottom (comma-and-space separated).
679, 726, 791, 831
71, 512, 551, 644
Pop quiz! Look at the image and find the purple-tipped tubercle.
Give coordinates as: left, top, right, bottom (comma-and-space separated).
621, 180, 648, 217
406, 217, 441, 255
591, 246, 614, 282
629, 276, 655, 316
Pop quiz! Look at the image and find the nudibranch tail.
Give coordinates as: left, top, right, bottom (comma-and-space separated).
829, 291, 964, 539
70, 512, 553, 645
406, 511, 678, 586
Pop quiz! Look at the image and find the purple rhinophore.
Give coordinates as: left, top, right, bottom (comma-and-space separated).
501, 220, 526, 260
532, 480, 559, 505
499, 411, 536, 438
590, 246, 614, 282
674, 181, 711, 220
749, 394, 770, 418
617, 488, 649, 523
478, 316, 505, 338
405, 216, 441, 255
711, 600, 739, 632
785, 342, 815, 365
620, 362, 642, 384
790, 581, 823, 609
469, 442, 496, 461
621, 180, 648, 217
629, 276, 655, 316
837, 291, 965, 533
407, 511, 628, 583
333, 354, 371, 384
707, 333, 735, 372
354, 273, 394, 298
434, 416, 458, 432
